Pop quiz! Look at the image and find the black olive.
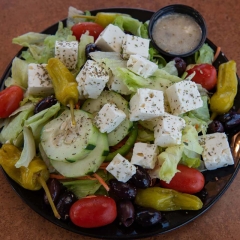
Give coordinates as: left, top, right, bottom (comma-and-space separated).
85, 43, 101, 60
223, 113, 240, 130
172, 57, 186, 76
117, 200, 135, 227
135, 207, 162, 227
129, 165, 151, 189
56, 191, 77, 220
207, 120, 225, 133
34, 96, 58, 114
43, 178, 64, 205
109, 179, 137, 200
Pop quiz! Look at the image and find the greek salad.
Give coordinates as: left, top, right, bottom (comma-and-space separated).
0, 6, 238, 229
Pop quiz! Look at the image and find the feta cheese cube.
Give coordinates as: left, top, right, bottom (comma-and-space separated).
94, 103, 126, 133
165, 80, 203, 115
76, 60, 109, 99
198, 132, 234, 170
129, 88, 165, 121
55, 41, 78, 69
95, 24, 126, 53
154, 113, 186, 147
27, 63, 53, 96
131, 142, 159, 169
106, 153, 136, 182
122, 34, 150, 59
127, 54, 158, 78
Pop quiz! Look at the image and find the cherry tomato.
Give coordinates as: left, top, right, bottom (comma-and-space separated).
69, 196, 117, 228
186, 63, 217, 91
71, 22, 104, 41
0, 86, 24, 118
160, 164, 205, 194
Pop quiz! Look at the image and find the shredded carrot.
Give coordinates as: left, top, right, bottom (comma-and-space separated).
93, 173, 110, 192
213, 46, 221, 62
75, 100, 81, 109
84, 195, 97, 198
49, 174, 68, 180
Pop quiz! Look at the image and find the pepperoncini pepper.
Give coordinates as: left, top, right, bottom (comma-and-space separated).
210, 60, 238, 119
46, 58, 79, 125
0, 144, 60, 219
73, 12, 131, 27
135, 187, 203, 211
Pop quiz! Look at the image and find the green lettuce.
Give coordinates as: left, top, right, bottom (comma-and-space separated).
24, 102, 61, 145
113, 16, 149, 38
161, 60, 178, 76
158, 145, 184, 183
149, 47, 166, 68
4, 57, 29, 89
195, 43, 214, 64
15, 22, 76, 64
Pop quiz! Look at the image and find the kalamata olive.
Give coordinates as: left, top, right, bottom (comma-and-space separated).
129, 165, 151, 189
117, 200, 135, 227
135, 207, 162, 227
207, 120, 224, 133
43, 178, 64, 205
85, 43, 101, 59
217, 109, 236, 123
109, 179, 137, 200
173, 57, 186, 76
56, 191, 77, 220
223, 113, 240, 130
34, 96, 58, 114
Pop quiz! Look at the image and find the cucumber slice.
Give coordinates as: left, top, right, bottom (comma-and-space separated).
81, 91, 133, 146
41, 109, 99, 162
50, 133, 109, 177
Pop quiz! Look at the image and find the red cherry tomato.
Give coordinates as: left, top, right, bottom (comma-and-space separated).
71, 22, 104, 41
186, 63, 217, 91
69, 196, 117, 228
160, 164, 205, 194
0, 86, 24, 118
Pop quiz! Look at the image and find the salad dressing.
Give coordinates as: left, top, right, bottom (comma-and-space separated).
152, 13, 202, 55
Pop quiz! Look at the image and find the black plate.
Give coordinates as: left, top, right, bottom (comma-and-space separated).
1, 7, 240, 239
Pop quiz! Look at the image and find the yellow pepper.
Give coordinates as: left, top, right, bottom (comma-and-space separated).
74, 12, 131, 28
0, 144, 49, 190
46, 58, 79, 124
0, 144, 60, 218
135, 187, 203, 211
210, 60, 238, 119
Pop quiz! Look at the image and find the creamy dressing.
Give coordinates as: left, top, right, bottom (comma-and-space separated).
152, 13, 202, 55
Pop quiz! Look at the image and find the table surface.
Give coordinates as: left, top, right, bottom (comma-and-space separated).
0, 0, 240, 239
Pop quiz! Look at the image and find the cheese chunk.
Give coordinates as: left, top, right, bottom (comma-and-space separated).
95, 24, 126, 53
199, 132, 234, 170
129, 88, 165, 121
154, 113, 186, 147
122, 34, 150, 59
27, 63, 53, 96
55, 41, 78, 69
127, 54, 158, 78
76, 60, 109, 99
131, 142, 159, 169
94, 103, 126, 133
106, 153, 136, 182
165, 80, 203, 115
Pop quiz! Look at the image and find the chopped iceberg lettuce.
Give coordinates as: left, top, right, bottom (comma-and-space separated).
149, 47, 166, 68
12, 32, 48, 46
195, 43, 214, 64
113, 16, 148, 38
161, 60, 178, 76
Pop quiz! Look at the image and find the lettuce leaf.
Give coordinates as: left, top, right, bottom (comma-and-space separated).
113, 16, 148, 38
149, 47, 166, 68
158, 145, 184, 183
194, 43, 214, 64
161, 60, 178, 76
